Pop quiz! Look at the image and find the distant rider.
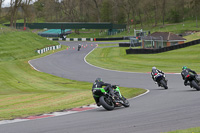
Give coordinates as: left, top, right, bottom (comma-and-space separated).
92, 78, 115, 106
151, 67, 165, 80
151, 67, 165, 85
181, 66, 197, 86
78, 44, 81, 51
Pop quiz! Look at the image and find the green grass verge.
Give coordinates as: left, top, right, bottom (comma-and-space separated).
86, 32, 200, 73
184, 32, 200, 42
86, 45, 200, 73
144, 20, 200, 34
0, 60, 145, 120
0, 26, 145, 120
164, 127, 200, 133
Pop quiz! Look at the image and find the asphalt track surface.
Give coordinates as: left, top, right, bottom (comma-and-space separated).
1, 41, 200, 133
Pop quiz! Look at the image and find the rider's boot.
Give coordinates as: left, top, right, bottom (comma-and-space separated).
96, 102, 101, 107
184, 82, 190, 86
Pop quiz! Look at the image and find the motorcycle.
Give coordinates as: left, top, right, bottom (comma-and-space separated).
185, 73, 200, 91
153, 73, 168, 89
92, 85, 130, 111
78, 45, 81, 51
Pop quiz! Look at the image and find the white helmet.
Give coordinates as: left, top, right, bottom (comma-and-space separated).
152, 67, 156, 70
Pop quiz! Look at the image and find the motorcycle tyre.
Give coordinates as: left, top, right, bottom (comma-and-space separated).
160, 80, 168, 89
99, 96, 115, 111
191, 80, 200, 91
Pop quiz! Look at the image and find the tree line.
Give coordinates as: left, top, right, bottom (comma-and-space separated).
0, 0, 200, 28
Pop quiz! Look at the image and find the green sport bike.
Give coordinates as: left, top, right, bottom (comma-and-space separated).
92, 85, 130, 111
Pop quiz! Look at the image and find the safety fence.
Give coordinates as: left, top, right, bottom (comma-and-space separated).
47, 36, 135, 41
36, 44, 61, 54
126, 39, 200, 54
48, 38, 94, 41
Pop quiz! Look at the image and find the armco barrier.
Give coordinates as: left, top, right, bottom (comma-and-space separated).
126, 39, 200, 54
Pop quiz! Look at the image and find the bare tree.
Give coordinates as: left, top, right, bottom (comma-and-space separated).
154, 0, 158, 26
0, 0, 5, 17
92, 0, 101, 22
162, 0, 166, 26
100, 0, 112, 22
118, 0, 132, 32
61, 0, 78, 22
9, 0, 22, 27
191, 0, 200, 27
21, 0, 32, 28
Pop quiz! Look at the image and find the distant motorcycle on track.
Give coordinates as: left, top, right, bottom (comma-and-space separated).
78, 44, 81, 51
153, 72, 168, 89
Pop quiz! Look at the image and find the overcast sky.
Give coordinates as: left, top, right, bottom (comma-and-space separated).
2, 0, 36, 7
2, 0, 10, 7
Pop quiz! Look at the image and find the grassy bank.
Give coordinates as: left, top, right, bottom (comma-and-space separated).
86, 44, 200, 73
86, 32, 200, 73
165, 127, 200, 133
0, 27, 145, 120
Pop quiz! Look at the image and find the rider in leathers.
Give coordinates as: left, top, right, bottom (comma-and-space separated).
181, 66, 197, 86
92, 78, 115, 106
78, 44, 81, 51
151, 67, 165, 86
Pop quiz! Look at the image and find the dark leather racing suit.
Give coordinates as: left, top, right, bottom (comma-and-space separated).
92, 81, 114, 105
181, 68, 197, 85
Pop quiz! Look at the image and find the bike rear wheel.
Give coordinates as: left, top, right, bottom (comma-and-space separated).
191, 80, 200, 91
160, 80, 168, 89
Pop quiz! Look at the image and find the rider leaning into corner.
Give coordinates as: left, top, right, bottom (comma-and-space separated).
151, 67, 165, 84
181, 66, 197, 86
92, 78, 115, 106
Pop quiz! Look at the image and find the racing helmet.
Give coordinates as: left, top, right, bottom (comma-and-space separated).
152, 67, 156, 70
95, 78, 102, 82
182, 66, 187, 70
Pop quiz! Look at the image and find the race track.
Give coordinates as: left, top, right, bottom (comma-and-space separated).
1, 41, 200, 133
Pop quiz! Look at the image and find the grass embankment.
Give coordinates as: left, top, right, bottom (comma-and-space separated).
0, 27, 145, 120
164, 127, 200, 133
86, 32, 200, 73
184, 32, 200, 42
145, 20, 200, 34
